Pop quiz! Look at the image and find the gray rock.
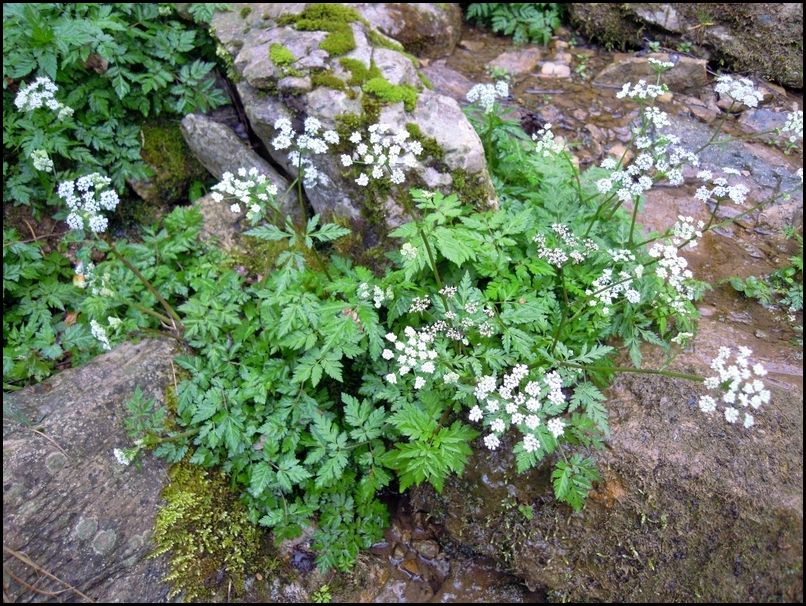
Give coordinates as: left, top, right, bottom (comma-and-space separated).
421, 60, 475, 100
180, 113, 297, 222
3, 339, 178, 603
204, 4, 496, 233
411, 371, 803, 601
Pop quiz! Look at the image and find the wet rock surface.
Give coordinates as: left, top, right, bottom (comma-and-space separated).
3, 339, 177, 602
568, 3, 803, 88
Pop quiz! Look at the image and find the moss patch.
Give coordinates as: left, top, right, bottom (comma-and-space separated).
139, 121, 207, 207
151, 463, 263, 601
239, 6, 252, 19
451, 169, 497, 206
269, 43, 296, 67
311, 70, 348, 92
405, 123, 443, 161
278, 4, 365, 57
363, 77, 418, 112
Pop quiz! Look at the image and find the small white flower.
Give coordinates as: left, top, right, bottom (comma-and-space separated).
469, 405, 483, 422
547, 417, 565, 438
385, 373, 397, 385
382, 349, 394, 360
483, 434, 500, 450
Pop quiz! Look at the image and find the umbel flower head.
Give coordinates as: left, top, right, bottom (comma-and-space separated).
211, 167, 279, 223
272, 116, 339, 188
341, 122, 423, 186
14, 76, 74, 119
58, 174, 119, 234
699, 346, 769, 428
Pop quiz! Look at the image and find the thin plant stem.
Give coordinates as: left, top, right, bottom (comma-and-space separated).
103, 238, 184, 335
557, 361, 704, 382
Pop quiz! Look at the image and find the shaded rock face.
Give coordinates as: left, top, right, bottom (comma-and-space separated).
3, 339, 177, 603
411, 373, 803, 602
352, 3, 464, 59
201, 3, 494, 239
569, 3, 803, 89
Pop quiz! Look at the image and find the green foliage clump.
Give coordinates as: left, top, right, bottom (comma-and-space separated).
3, 3, 229, 208
466, 3, 564, 45
3, 228, 94, 390
278, 4, 363, 57
151, 463, 262, 601
363, 77, 418, 112
269, 43, 296, 67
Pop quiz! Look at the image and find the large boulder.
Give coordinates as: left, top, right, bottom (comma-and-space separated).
3, 339, 177, 603
569, 3, 803, 89
411, 369, 803, 601
197, 3, 494, 243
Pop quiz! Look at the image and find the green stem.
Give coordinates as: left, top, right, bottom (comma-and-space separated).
147, 427, 200, 446
104, 238, 184, 335
549, 266, 569, 354
696, 100, 735, 154
627, 194, 641, 247
557, 361, 704, 383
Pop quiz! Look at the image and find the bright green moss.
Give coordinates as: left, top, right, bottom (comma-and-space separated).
139, 121, 207, 206
269, 43, 296, 67
311, 70, 348, 91
278, 4, 363, 57
363, 77, 418, 112
151, 464, 262, 601
339, 58, 372, 86
417, 71, 433, 90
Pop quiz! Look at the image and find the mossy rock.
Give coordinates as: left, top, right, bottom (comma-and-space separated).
151, 463, 266, 601
133, 121, 209, 211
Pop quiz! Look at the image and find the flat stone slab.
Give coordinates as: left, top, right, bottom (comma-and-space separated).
3, 339, 178, 603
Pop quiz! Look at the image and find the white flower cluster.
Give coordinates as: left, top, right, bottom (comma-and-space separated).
648, 57, 675, 71
58, 174, 119, 234
211, 167, 279, 223
533, 224, 599, 267
383, 327, 438, 389
91, 319, 112, 351
532, 123, 565, 156
714, 74, 764, 109
699, 346, 769, 428
113, 447, 135, 466
586, 266, 642, 315
616, 80, 668, 100
358, 282, 392, 308
466, 81, 509, 114
694, 170, 750, 205
30, 149, 54, 173
671, 215, 705, 249
400, 242, 418, 262
648, 243, 695, 314
781, 110, 803, 144
468, 365, 567, 452
14, 77, 74, 119
273, 117, 339, 188
596, 132, 696, 202
341, 123, 422, 186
